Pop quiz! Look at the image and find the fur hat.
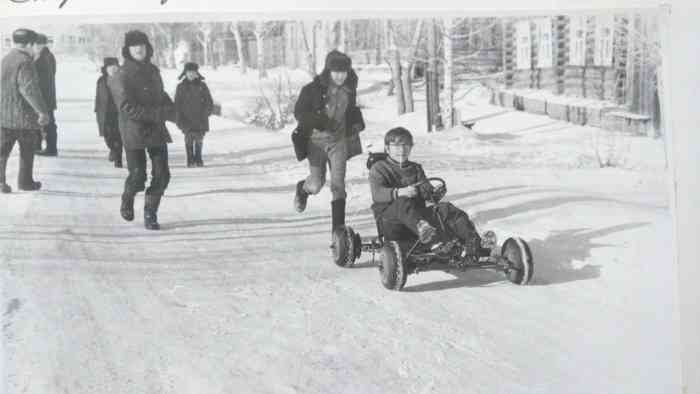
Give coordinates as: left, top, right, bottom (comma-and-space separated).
124, 30, 149, 47
12, 29, 38, 45
121, 30, 153, 62
101, 57, 119, 76
324, 49, 351, 72
178, 62, 203, 80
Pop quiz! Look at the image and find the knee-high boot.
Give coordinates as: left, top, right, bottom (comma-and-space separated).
144, 194, 162, 230
194, 141, 203, 167
331, 198, 346, 232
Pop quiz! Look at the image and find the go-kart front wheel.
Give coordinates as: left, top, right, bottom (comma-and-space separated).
379, 241, 407, 291
501, 237, 534, 285
331, 226, 361, 268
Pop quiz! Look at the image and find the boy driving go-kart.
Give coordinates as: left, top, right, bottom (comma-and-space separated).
368, 127, 484, 262
330, 127, 534, 291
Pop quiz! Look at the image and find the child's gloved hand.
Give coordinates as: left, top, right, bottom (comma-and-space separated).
396, 185, 418, 198
417, 182, 435, 201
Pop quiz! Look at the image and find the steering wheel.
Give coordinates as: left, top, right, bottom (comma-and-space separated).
412, 177, 447, 204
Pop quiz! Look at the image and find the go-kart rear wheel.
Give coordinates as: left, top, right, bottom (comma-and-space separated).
501, 237, 534, 285
379, 241, 407, 291
332, 226, 358, 268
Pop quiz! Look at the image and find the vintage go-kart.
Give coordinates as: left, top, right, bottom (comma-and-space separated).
330, 152, 534, 291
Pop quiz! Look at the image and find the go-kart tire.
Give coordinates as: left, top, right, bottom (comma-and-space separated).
379, 241, 407, 291
501, 237, 534, 285
332, 226, 358, 268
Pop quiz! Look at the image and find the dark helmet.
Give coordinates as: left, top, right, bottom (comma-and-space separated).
384, 127, 414, 146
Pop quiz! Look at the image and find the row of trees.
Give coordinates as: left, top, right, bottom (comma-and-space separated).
77, 15, 660, 132
78, 18, 502, 129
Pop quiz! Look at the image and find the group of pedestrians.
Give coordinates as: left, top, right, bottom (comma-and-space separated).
0, 28, 363, 237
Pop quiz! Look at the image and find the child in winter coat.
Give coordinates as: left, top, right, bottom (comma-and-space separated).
369, 127, 483, 256
94, 57, 123, 167
174, 62, 214, 167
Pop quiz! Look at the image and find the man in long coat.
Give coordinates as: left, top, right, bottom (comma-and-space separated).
0, 29, 49, 193
33, 33, 58, 156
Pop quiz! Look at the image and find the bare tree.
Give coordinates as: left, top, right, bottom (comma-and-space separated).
426, 19, 443, 131
299, 20, 317, 76
338, 20, 347, 53
376, 19, 384, 65
387, 21, 406, 114
254, 21, 274, 79
442, 17, 455, 127
153, 23, 180, 69
195, 22, 215, 67
384, 19, 424, 114
229, 21, 247, 74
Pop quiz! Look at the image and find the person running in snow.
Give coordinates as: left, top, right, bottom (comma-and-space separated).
174, 62, 214, 168
369, 127, 482, 257
292, 49, 365, 235
108, 30, 175, 230
0, 28, 50, 194
95, 57, 123, 168
33, 33, 58, 157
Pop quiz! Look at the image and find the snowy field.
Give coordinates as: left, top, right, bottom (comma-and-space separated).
1, 57, 681, 394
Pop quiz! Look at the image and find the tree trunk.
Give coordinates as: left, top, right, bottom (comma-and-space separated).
402, 63, 414, 113
197, 25, 212, 67
443, 17, 455, 128
255, 21, 267, 79
230, 22, 247, 74
388, 22, 406, 115
376, 19, 384, 65
149, 25, 161, 67
284, 22, 295, 68
339, 20, 346, 52
401, 20, 424, 113
427, 19, 443, 131
299, 21, 316, 76
168, 34, 177, 68
318, 20, 330, 71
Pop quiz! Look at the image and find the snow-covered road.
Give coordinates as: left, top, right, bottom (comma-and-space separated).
1, 61, 681, 394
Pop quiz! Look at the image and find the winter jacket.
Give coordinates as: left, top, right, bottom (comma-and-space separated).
108, 55, 175, 150
34, 47, 57, 111
0, 48, 48, 131
293, 51, 365, 161
174, 78, 214, 133
369, 157, 428, 215
94, 75, 118, 137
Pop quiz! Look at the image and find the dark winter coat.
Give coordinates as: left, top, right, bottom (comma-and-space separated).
293, 52, 365, 162
94, 75, 119, 137
108, 52, 175, 150
174, 78, 214, 133
0, 48, 48, 131
369, 157, 428, 215
34, 47, 57, 111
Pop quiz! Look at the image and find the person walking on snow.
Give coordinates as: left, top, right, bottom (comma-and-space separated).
33, 33, 58, 157
174, 62, 214, 168
95, 57, 123, 168
292, 49, 365, 235
0, 29, 50, 194
108, 30, 175, 230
